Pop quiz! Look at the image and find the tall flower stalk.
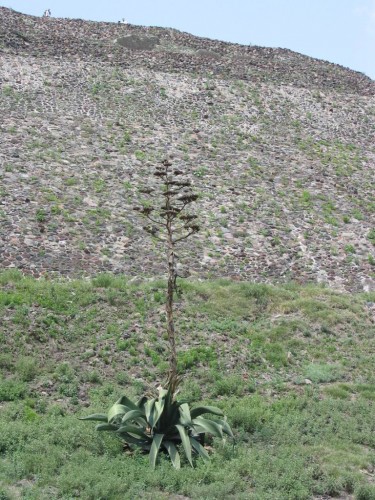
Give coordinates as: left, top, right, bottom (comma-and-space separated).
134, 159, 199, 392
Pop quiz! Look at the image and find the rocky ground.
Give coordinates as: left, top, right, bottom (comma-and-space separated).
0, 7, 374, 291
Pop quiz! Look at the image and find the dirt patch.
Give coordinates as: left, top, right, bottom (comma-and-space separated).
116, 34, 159, 50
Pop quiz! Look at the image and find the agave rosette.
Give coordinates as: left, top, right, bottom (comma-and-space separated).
80, 386, 234, 469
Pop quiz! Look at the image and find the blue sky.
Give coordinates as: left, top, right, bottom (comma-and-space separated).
3, 0, 375, 79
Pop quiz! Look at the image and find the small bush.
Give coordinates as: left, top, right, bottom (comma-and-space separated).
0, 269, 23, 285
0, 488, 12, 500
0, 353, 14, 370
263, 343, 288, 367
355, 483, 375, 500
180, 379, 202, 402
83, 370, 102, 384
92, 274, 114, 288
213, 374, 255, 397
324, 384, 352, 399
15, 356, 39, 382
54, 362, 76, 383
367, 229, 375, 246
0, 378, 27, 401
303, 363, 342, 383
178, 346, 217, 371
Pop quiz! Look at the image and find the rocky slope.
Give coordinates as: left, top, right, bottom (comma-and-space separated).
0, 7, 374, 291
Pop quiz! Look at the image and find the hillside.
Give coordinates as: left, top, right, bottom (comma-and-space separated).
0, 7, 375, 291
0, 271, 375, 498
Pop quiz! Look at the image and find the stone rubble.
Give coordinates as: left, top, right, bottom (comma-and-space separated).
0, 7, 374, 292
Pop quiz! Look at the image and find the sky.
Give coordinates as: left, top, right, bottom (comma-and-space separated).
3, 0, 375, 80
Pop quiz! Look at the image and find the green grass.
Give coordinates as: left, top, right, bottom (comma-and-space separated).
0, 270, 375, 498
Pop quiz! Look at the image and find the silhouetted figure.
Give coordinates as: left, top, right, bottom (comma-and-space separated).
43, 9, 51, 18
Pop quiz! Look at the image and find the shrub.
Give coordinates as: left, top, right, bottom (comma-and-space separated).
0, 378, 27, 401
15, 356, 39, 382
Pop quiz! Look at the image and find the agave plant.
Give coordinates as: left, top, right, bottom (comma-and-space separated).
80, 386, 234, 469
81, 161, 235, 467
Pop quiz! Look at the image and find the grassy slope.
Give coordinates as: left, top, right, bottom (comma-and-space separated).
0, 269, 375, 499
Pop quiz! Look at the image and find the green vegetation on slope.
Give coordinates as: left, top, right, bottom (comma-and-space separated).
0, 269, 375, 499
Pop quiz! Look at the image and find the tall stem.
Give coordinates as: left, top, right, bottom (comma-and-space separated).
136, 159, 199, 394
165, 192, 178, 387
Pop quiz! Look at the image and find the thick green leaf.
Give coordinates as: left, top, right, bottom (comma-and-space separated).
136, 395, 148, 410
116, 433, 151, 448
190, 436, 210, 461
95, 423, 119, 431
179, 403, 192, 426
144, 398, 156, 426
163, 441, 181, 469
176, 424, 193, 467
78, 413, 108, 422
192, 417, 224, 438
159, 401, 180, 432
149, 433, 164, 469
176, 398, 189, 406
116, 395, 139, 411
159, 392, 176, 419
116, 424, 149, 440
108, 404, 129, 424
190, 406, 224, 419
121, 409, 146, 425
216, 418, 235, 439
153, 397, 166, 428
